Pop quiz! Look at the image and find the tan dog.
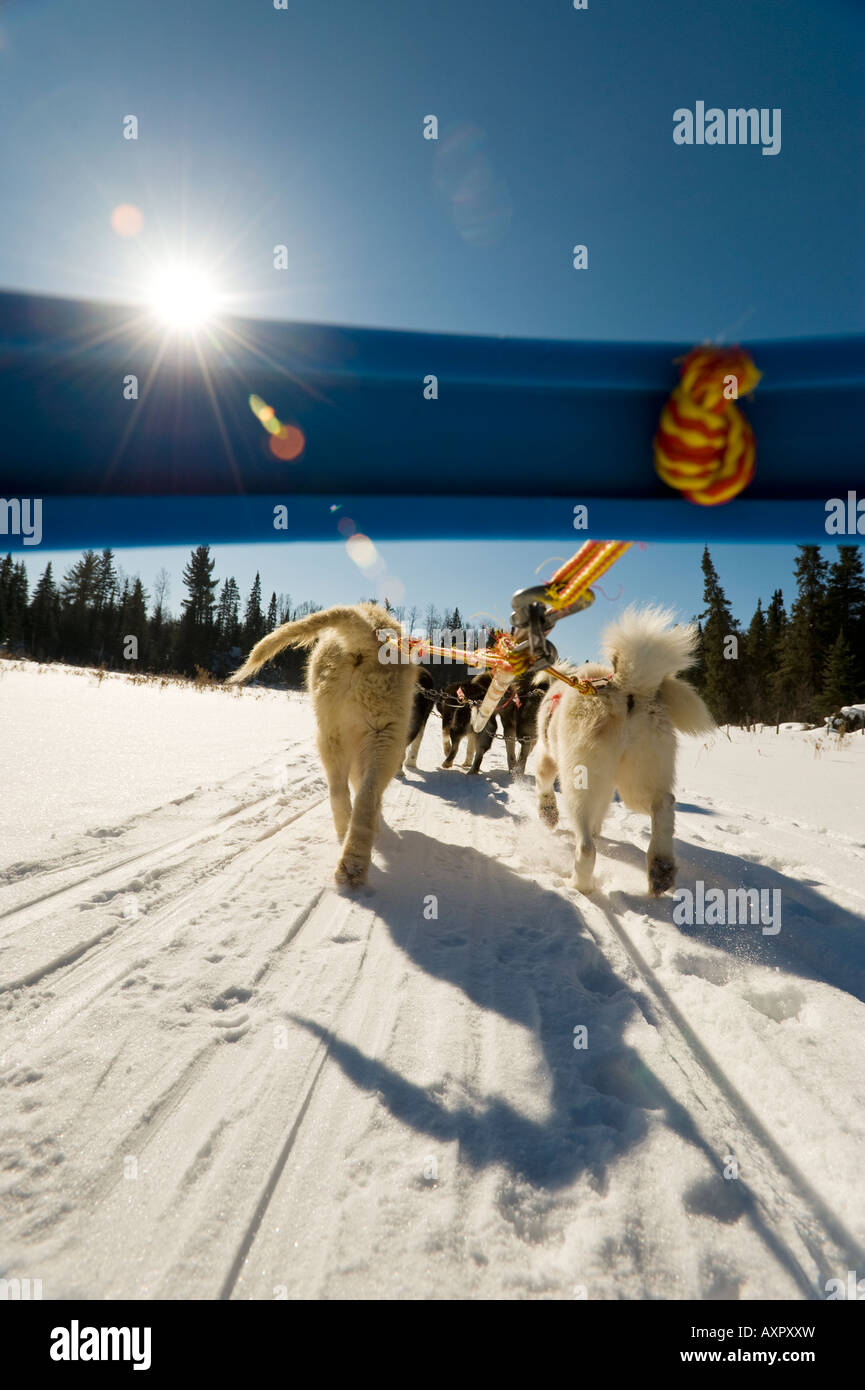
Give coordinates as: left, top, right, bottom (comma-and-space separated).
534, 607, 714, 895
228, 604, 418, 886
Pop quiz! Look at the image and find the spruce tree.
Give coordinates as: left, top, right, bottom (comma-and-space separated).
0, 558, 30, 647
743, 598, 768, 725
826, 546, 865, 692
266, 591, 278, 631
762, 589, 787, 723
61, 551, 100, 662
29, 563, 60, 659
216, 578, 242, 648
242, 573, 265, 649
775, 547, 829, 721
120, 578, 149, 667
698, 548, 741, 725
820, 633, 858, 716
92, 550, 119, 663
177, 546, 218, 672
0, 554, 11, 642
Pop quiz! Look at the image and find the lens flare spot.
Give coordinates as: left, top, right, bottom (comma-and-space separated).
269, 424, 305, 461
346, 533, 377, 569
337, 517, 356, 538
378, 576, 405, 604
110, 203, 143, 238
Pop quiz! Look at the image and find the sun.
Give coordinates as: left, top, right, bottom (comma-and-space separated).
148, 265, 221, 330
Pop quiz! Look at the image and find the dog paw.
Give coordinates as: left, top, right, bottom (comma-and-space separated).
334, 851, 369, 888
648, 856, 676, 896
538, 796, 558, 828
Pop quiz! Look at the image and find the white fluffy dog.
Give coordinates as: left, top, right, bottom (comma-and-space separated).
534, 606, 714, 895
228, 604, 418, 887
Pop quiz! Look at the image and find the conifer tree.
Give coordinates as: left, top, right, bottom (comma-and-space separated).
266, 591, 278, 631
820, 632, 858, 715
762, 588, 787, 723
177, 546, 218, 672
775, 547, 829, 721
29, 563, 60, 658
216, 577, 242, 647
120, 578, 149, 666
697, 548, 741, 725
61, 551, 100, 661
825, 546, 865, 691
743, 598, 768, 725
242, 573, 265, 649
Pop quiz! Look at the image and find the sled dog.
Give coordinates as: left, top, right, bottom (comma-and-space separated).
438, 673, 498, 773
534, 607, 714, 894
404, 667, 436, 769
499, 673, 550, 775
228, 604, 418, 886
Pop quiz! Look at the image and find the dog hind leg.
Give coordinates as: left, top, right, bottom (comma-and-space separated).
467, 724, 495, 774
562, 762, 616, 895
441, 728, 456, 768
337, 751, 393, 887
320, 740, 352, 842
516, 737, 534, 775
647, 791, 676, 895
404, 724, 424, 770
535, 749, 559, 827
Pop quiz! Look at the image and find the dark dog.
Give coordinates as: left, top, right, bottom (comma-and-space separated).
404, 667, 436, 769
498, 673, 550, 774
438, 672, 499, 774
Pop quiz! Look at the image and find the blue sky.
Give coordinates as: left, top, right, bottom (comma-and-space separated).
13, 540, 829, 664
0, 0, 863, 342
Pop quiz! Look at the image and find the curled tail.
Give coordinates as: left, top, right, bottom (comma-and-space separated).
603, 605, 700, 695
227, 603, 393, 685
659, 675, 715, 735
602, 605, 714, 732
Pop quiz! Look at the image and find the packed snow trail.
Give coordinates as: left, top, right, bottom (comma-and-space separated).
1, 662, 863, 1299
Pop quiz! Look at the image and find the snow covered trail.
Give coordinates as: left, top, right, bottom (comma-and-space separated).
1, 662, 864, 1300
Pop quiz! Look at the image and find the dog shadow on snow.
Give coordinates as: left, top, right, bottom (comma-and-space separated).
397, 765, 512, 818
292, 824, 840, 1293
600, 830, 865, 1006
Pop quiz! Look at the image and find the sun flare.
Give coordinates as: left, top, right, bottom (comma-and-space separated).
148, 265, 221, 330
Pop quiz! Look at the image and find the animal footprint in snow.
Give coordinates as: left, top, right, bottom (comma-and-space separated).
742, 985, 804, 1023
210, 985, 253, 1041
213, 1013, 250, 1042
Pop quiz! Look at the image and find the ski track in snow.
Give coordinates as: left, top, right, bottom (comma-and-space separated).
1, 662, 864, 1300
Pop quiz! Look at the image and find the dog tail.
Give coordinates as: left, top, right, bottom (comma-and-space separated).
531, 669, 554, 690
227, 604, 389, 685
659, 675, 715, 735
603, 605, 701, 696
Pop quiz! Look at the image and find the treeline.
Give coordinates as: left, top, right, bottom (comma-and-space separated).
2, 542, 863, 722
0, 544, 485, 688
692, 545, 865, 725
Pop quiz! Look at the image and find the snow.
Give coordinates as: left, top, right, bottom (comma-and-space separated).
1, 659, 864, 1300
